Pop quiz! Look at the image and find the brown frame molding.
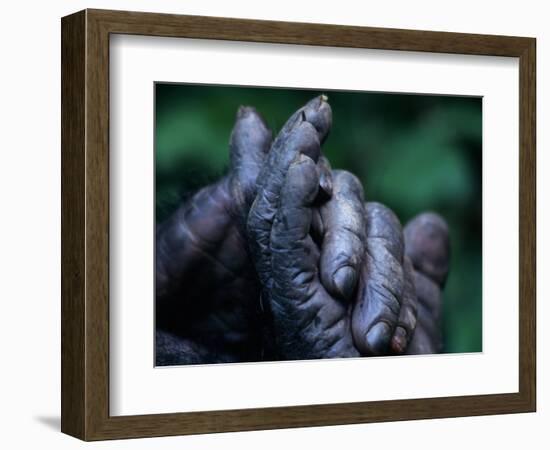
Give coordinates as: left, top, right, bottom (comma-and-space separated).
61, 9, 536, 441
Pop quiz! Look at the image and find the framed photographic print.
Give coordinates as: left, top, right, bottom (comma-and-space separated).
61, 9, 536, 440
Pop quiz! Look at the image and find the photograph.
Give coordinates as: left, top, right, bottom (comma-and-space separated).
154, 84, 483, 366
56, 6, 536, 442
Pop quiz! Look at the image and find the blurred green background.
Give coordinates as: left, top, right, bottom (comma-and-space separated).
155, 83, 482, 354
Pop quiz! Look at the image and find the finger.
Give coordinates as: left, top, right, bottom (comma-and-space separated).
352, 202, 405, 356
229, 106, 272, 204
295, 96, 332, 198
264, 95, 331, 168
270, 154, 320, 298
257, 97, 330, 194
269, 155, 359, 359
406, 271, 443, 354
403, 212, 450, 287
247, 119, 320, 288
319, 170, 366, 301
390, 256, 418, 354
247, 96, 331, 287
304, 95, 332, 143
276, 95, 332, 146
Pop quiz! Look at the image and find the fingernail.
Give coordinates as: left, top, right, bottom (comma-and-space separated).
333, 266, 357, 300
302, 98, 332, 143
365, 322, 392, 355
306, 95, 327, 111
288, 110, 305, 131
391, 326, 407, 354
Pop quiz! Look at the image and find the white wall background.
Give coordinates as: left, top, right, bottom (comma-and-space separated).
0, 0, 546, 448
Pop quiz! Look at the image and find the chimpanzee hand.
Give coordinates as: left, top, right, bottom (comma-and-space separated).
155, 106, 273, 363
245, 107, 402, 359
155, 96, 368, 364
247, 126, 449, 359
248, 157, 415, 358
156, 94, 450, 364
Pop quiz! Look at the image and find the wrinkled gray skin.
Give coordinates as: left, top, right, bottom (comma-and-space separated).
155, 107, 273, 364
351, 202, 418, 356
247, 133, 449, 359
156, 97, 368, 364
155, 96, 450, 364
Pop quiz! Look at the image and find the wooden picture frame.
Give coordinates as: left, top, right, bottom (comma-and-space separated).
61, 8, 536, 441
